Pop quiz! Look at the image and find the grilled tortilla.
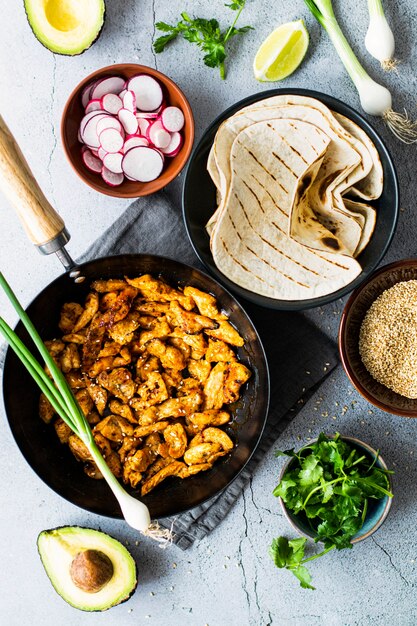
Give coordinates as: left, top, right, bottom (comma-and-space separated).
211, 119, 362, 300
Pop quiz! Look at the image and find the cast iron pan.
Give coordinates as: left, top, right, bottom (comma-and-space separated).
183, 88, 399, 310
0, 115, 269, 519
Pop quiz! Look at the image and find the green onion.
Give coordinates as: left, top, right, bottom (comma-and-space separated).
304, 0, 417, 143
0, 273, 170, 540
365, 0, 397, 71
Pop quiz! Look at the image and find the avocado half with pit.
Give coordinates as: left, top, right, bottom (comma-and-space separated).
37, 526, 137, 612
24, 0, 105, 55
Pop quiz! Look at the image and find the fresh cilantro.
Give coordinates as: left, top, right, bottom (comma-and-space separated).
270, 433, 393, 589
153, 2, 253, 79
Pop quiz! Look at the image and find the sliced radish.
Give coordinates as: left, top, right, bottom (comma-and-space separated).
123, 136, 149, 152
96, 116, 123, 136
161, 106, 185, 132
122, 146, 164, 182
160, 131, 183, 156
85, 99, 103, 114
118, 108, 138, 135
137, 118, 152, 136
127, 75, 163, 112
103, 152, 123, 174
81, 113, 111, 149
77, 128, 83, 143
136, 111, 160, 120
99, 128, 124, 153
147, 120, 171, 149
81, 81, 97, 108
118, 88, 127, 99
91, 76, 126, 100
80, 110, 109, 134
102, 166, 124, 187
123, 90, 136, 113
98, 146, 108, 161
101, 93, 123, 115
82, 149, 103, 173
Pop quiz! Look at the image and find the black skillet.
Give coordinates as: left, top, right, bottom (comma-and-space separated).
0, 115, 269, 519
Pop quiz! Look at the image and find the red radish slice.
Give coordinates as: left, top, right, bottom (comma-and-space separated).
118, 108, 138, 135
96, 116, 123, 136
101, 93, 123, 115
98, 147, 108, 160
161, 106, 185, 132
123, 90, 136, 113
118, 88, 127, 99
147, 120, 171, 149
78, 128, 83, 143
160, 131, 183, 156
123, 136, 149, 152
81, 81, 97, 108
127, 75, 163, 112
80, 110, 109, 134
122, 146, 164, 182
91, 76, 126, 100
85, 99, 103, 114
81, 114, 111, 149
137, 118, 152, 136
82, 149, 103, 173
103, 152, 123, 174
99, 128, 124, 153
102, 166, 124, 186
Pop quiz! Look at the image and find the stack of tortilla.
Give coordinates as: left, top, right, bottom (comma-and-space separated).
206, 95, 383, 301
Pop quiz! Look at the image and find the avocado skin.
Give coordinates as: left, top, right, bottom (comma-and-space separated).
37, 525, 138, 612
23, 1, 106, 56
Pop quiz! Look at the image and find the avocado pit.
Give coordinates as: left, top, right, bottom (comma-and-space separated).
70, 549, 114, 593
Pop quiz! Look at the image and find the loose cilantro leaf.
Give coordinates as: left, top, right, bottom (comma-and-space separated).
270, 433, 393, 589
153, 1, 253, 79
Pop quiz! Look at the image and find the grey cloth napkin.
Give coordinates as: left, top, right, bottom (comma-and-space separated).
78, 191, 338, 550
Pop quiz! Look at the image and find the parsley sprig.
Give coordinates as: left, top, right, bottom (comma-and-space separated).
270, 433, 393, 589
153, 1, 253, 79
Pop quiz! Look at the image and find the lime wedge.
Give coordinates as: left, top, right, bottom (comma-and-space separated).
253, 20, 309, 82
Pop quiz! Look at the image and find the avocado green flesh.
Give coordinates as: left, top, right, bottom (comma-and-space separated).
24, 0, 105, 55
37, 526, 137, 612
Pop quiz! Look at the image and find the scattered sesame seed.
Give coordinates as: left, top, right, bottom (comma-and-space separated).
150, 592, 155, 596
172, 563, 177, 569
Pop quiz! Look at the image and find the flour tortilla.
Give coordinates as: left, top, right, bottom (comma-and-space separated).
211, 119, 361, 300
208, 103, 363, 255
342, 198, 377, 256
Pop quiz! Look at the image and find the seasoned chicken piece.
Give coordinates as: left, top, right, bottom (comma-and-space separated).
163, 423, 187, 458
167, 301, 218, 335
68, 434, 92, 463
205, 339, 237, 363
60, 343, 81, 373
134, 301, 169, 317
118, 436, 141, 464
59, 302, 83, 333
170, 330, 207, 360
126, 275, 194, 310
138, 318, 172, 346
205, 321, 244, 347
133, 371, 168, 408
100, 292, 118, 310
147, 338, 186, 371
187, 358, 211, 383
84, 463, 103, 480
141, 460, 187, 496
134, 406, 159, 427
94, 415, 134, 443
188, 410, 230, 429
161, 369, 182, 395
223, 362, 251, 404
65, 371, 86, 390
39, 393, 55, 423
98, 341, 121, 357
202, 427, 233, 451
73, 292, 99, 332
133, 421, 171, 438
91, 279, 129, 292
112, 346, 132, 367
108, 312, 141, 345
203, 362, 227, 409
45, 339, 65, 357
137, 355, 161, 382
94, 433, 122, 478
97, 368, 136, 403
183, 442, 223, 465
123, 447, 155, 488
86, 410, 101, 425
88, 356, 114, 377
75, 388, 94, 417
145, 455, 175, 480
156, 392, 203, 419
177, 377, 202, 396
168, 337, 191, 360
183, 286, 227, 320
109, 399, 136, 424
137, 315, 156, 330
83, 377, 107, 415
54, 417, 72, 444
179, 462, 212, 478
145, 433, 163, 455
62, 331, 86, 344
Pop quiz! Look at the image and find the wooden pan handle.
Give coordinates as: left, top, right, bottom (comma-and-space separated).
0, 114, 68, 249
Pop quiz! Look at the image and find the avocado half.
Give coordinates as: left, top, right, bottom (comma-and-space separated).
24, 0, 105, 55
37, 526, 137, 612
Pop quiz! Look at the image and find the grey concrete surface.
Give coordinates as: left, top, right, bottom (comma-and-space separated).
0, 1, 416, 625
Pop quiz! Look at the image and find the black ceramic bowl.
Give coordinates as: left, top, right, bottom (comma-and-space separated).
183, 88, 399, 310
2, 255, 269, 519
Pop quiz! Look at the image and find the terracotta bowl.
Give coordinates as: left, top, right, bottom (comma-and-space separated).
61, 64, 194, 197
339, 258, 417, 416
279, 436, 393, 544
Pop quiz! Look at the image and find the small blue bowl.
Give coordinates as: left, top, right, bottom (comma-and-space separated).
278, 436, 393, 544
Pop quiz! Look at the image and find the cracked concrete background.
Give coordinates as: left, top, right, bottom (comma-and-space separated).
0, 1, 417, 625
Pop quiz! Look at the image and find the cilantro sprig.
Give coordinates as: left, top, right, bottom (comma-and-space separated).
153, 1, 253, 79
270, 433, 393, 589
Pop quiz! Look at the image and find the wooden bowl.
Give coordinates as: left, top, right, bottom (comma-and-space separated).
339, 258, 417, 416
61, 64, 194, 197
